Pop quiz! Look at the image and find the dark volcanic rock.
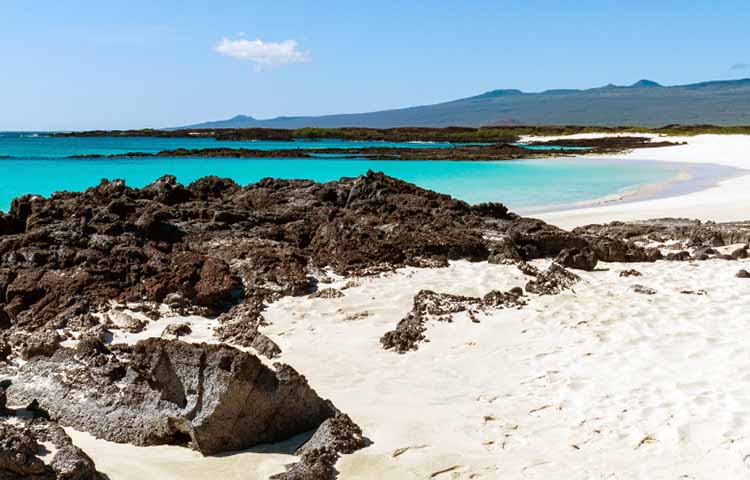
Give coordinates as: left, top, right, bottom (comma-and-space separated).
515, 261, 540, 276
525, 263, 580, 295
737, 269, 750, 278
554, 247, 598, 271
161, 322, 192, 338
0, 171, 669, 345
296, 413, 366, 457
666, 251, 691, 261
6, 339, 338, 455
11, 329, 61, 360
631, 284, 657, 295
573, 219, 750, 250
270, 448, 339, 480
380, 290, 482, 353
381, 288, 526, 353
0, 423, 48, 478
214, 302, 281, 358
693, 246, 718, 258
272, 413, 367, 480
482, 288, 527, 308
0, 418, 103, 479
619, 269, 643, 277
0, 342, 10, 363
310, 288, 345, 299
487, 237, 523, 264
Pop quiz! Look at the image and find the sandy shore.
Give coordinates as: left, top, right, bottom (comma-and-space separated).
39, 135, 750, 479
70, 251, 750, 479
534, 134, 750, 229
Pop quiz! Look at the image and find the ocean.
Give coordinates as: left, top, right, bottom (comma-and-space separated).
0, 133, 682, 212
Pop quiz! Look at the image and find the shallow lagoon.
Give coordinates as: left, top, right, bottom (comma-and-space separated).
0, 134, 701, 213
0, 155, 682, 213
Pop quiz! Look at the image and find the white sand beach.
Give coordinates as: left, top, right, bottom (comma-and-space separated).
56, 135, 750, 479
272, 255, 750, 479
535, 134, 750, 229
68, 252, 750, 479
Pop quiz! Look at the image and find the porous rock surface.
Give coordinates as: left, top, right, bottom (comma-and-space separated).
0, 171, 661, 347
0, 417, 103, 480
525, 263, 581, 296
3, 172, 746, 476
6, 338, 337, 456
381, 288, 527, 353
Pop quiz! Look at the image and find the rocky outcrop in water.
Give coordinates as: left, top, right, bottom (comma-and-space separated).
526, 136, 680, 151
2, 172, 710, 474
0, 171, 659, 346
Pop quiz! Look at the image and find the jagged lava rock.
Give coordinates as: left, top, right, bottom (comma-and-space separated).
0, 418, 104, 480
525, 263, 580, 295
554, 247, 598, 271
0, 171, 667, 344
6, 338, 337, 455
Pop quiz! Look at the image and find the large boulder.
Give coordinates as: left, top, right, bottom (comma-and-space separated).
7, 339, 338, 455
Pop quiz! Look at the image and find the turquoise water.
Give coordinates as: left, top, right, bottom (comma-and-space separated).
0, 133, 485, 158
0, 134, 682, 212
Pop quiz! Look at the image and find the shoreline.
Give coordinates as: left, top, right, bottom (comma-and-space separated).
2, 164, 750, 479
532, 134, 750, 229
517, 157, 746, 217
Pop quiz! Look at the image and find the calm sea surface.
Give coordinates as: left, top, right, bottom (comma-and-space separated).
0, 133, 682, 212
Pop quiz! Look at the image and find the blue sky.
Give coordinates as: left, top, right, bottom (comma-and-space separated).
2, 0, 749, 130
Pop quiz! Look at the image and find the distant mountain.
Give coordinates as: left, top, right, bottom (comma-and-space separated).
177, 78, 750, 129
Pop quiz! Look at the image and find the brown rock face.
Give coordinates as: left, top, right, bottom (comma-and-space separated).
6, 339, 338, 455
381, 288, 527, 353
525, 263, 581, 295
0, 171, 664, 347
554, 247, 598, 271
0, 423, 48, 477
272, 413, 367, 480
0, 419, 104, 480
573, 219, 750, 247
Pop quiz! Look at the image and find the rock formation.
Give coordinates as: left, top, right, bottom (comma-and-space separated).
0, 171, 660, 353
0, 417, 104, 479
525, 263, 581, 296
6, 339, 338, 456
381, 288, 527, 353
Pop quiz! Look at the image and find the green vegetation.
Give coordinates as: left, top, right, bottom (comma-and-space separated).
53, 124, 750, 143
287, 125, 750, 140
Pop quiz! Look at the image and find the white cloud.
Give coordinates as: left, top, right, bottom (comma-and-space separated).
214, 37, 310, 68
